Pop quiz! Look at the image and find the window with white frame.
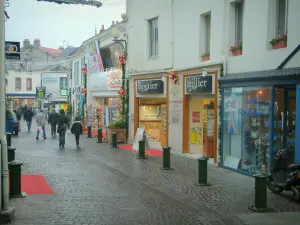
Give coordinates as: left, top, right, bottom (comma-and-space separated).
26, 78, 32, 91
276, 0, 289, 34
60, 77, 68, 90
204, 13, 211, 53
15, 77, 21, 91
74, 61, 79, 85
148, 17, 159, 57
235, 1, 244, 42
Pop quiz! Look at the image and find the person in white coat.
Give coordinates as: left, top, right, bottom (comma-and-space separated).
36, 109, 47, 140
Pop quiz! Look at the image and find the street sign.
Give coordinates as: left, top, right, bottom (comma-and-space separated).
36, 87, 46, 99
60, 89, 68, 96
5, 41, 20, 60
45, 93, 52, 100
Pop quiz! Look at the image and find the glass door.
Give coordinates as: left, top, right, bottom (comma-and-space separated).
273, 86, 296, 164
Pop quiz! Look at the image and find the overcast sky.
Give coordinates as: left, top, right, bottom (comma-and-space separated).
5, 0, 126, 49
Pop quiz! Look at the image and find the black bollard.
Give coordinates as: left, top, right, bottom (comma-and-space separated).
87, 126, 92, 138
137, 140, 147, 159
111, 132, 117, 148
6, 132, 12, 147
7, 147, 16, 162
97, 128, 103, 143
195, 156, 212, 186
8, 161, 26, 198
248, 174, 274, 212
160, 146, 173, 170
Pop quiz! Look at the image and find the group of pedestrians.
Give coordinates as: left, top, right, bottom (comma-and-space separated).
35, 109, 83, 148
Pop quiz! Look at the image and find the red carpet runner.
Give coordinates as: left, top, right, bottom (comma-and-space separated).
19, 174, 54, 194
118, 144, 163, 157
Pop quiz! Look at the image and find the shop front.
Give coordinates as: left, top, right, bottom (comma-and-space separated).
134, 77, 168, 148
73, 86, 85, 119
89, 69, 122, 129
182, 72, 218, 163
220, 67, 300, 175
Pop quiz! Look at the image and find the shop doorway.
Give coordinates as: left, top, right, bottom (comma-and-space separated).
188, 96, 215, 158
273, 85, 296, 164
138, 98, 167, 148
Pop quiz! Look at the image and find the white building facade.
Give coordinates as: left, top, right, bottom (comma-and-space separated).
126, 0, 300, 172
5, 39, 62, 110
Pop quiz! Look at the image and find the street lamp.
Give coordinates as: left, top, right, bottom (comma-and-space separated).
111, 27, 128, 58
111, 25, 129, 139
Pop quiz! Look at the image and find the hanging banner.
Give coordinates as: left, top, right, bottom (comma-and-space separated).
87, 40, 104, 74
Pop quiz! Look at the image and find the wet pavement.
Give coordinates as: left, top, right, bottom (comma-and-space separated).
2, 122, 300, 225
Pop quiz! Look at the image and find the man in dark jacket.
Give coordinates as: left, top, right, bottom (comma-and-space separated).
24, 108, 34, 132
70, 116, 83, 147
57, 109, 69, 148
48, 109, 59, 136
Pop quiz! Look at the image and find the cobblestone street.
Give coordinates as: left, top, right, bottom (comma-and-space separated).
3, 124, 300, 225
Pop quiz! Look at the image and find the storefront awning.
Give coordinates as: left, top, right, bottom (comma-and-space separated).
91, 91, 118, 97
219, 67, 300, 85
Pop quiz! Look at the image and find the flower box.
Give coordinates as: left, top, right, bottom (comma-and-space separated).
229, 41, 243, 57
107, 127, 126, 144
232, 49, 242, 56
269, 34, 287, 50
201, 55, 210, 61
272, 40, 287, 50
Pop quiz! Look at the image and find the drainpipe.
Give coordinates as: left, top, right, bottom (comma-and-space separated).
171, 0, 174, 69
221, 55, 227, 75
0, 0, 10, 211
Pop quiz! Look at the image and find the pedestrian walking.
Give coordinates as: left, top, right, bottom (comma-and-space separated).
70, 116, 83, 147
48, 109, 59, 136
24, 108, 34, 132
57, 109, 69, 148
16, 108, 22, 130
36, 109, 47, 140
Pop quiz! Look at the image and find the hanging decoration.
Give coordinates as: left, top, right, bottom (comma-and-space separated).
81, 66, 87, 75
37, 0, 103, 8
81, 88, 87, 94
118, 88, 126, 98
118, 55, 125, 65
164, 70, 179, 85
4, 10, 9, 19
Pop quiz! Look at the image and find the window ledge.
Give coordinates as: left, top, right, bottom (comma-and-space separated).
148, 56, 159, 60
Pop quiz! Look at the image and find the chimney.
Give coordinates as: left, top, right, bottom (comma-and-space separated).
100, 25, 105, 33
23, 39, 30, 49
112, 21, 115, 26
116, 21, 119, 24
33, 39, 41, 49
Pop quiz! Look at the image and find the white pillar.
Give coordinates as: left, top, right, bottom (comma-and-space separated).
0, 0, 9, 211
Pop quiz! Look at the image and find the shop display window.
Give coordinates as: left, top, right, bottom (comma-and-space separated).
139, 105, 161, 141
222, 86, 271, 173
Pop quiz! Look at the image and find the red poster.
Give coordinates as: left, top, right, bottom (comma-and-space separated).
192, 111, 200, 123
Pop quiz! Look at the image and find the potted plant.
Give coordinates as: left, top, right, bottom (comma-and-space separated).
201, 52, 210, 61
229, 41, 243, 56
269, 33, 287, 50
107, 120, 127, 144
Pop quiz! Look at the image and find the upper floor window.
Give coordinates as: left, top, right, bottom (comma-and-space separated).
74, 61, 79, 85
148, 17, 159, 57
15, 77, 21, 91
204, 13, 211, 53
26, 78, 32, 91
276, 0, 289, 34
60, 77, 68, 90
235, 1, 244, 42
